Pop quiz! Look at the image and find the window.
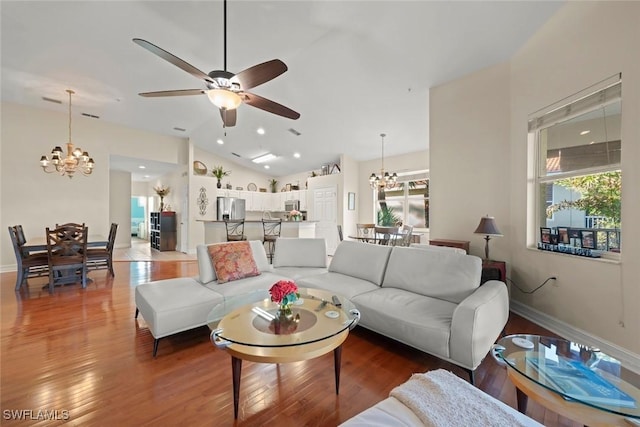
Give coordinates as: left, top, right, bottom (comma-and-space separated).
530, 75, 621, 255
375, 171, 429, 228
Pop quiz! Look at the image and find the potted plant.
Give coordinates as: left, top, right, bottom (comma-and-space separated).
154, 185, 170, 211
211, 166, 230, 189
269, 178, 278, 193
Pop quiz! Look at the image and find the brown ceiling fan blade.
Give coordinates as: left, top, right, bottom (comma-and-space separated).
234, 60, 287, 90
139, 89, 206, 97
243, 93, 300, 120
133, 38, 212, 83
219, 108, 237, 127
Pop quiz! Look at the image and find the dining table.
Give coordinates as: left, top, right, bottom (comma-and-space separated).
24, 234, 108, 287
24, 235, 108, 252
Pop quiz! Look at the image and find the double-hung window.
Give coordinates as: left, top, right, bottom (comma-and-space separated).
529, 75, 621, 255
374, 171, 429, 229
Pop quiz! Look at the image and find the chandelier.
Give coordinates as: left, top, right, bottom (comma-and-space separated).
40, 89, 95, 178
369, 133, 397, 189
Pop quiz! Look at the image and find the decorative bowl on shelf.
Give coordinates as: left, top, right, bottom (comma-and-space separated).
193, 161, 207, 175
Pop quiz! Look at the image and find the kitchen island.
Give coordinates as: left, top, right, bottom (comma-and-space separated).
198, 220, 316, 244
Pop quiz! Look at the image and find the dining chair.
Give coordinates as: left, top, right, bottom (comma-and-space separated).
356, 223, 376, 243
225, 220, 246, 242
395, 224, 414, 247
55, 222, 86, 238
337, 225, 344, 242
262, 219, 282, 263
374, 226, 399, 246
8, 226, 49, 291
46, 225, 88, 293
86, 223, 118, 276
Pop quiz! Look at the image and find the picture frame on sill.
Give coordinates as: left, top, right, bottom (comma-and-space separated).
580, 230, 596, 249
540, 227, 552, 244
557, 227, 570, 244
568, 228, 582, 239
550, 233, 559, 245
285, 183, 291, 192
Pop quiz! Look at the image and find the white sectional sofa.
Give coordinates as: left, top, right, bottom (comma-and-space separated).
135, 238, 509, 381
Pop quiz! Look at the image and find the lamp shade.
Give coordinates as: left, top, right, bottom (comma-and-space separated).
474, 216, 502, 236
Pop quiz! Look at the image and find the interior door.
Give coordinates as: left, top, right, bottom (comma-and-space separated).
312, 186, 338, 255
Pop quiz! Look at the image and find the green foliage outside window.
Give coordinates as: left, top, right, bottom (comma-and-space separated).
546, 171, 621, 228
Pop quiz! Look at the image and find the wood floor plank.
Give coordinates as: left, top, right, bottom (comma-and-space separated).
1, 261, 581, 426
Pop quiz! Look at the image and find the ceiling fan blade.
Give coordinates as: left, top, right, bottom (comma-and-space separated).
220, 108, 237, 127
133, 38, 212, 83
243, 92, 300, 120
139, 89, 206, 97
234, 60, 288, 90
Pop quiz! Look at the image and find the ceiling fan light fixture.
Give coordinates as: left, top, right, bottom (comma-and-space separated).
207, 89, 242, 110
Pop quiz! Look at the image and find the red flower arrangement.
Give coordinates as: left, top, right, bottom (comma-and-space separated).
269, 280, 299, 305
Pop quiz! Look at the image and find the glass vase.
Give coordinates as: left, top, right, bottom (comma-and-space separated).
277, 303, 293, 322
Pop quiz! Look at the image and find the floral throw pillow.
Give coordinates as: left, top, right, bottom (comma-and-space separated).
208, 241, 260, 284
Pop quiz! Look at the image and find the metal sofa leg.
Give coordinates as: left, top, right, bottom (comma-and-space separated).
135, 308, 139, 318
465, 368, 476, 386
153, 338, 160, 357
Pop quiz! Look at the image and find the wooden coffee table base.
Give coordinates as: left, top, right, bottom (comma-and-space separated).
226, 331, 348, 419
507, 368, 635, 427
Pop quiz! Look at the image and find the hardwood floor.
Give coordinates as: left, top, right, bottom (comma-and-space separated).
1, 261, 581, 426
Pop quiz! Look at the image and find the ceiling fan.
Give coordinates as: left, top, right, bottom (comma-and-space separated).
133, 0, 299, 128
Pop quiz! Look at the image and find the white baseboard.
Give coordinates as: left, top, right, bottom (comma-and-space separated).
1, 264, 17, 273
510, 300, 640, 374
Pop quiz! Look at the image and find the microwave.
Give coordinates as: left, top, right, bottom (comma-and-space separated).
284, 200, 300, 212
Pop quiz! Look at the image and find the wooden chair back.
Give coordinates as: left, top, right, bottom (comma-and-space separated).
46, 225, 88, 293
225, 220, 246, 242
356, 223, 375, 242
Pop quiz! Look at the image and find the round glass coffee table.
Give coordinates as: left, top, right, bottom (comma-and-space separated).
496, 334, 640, 425
207, 288, 360, 419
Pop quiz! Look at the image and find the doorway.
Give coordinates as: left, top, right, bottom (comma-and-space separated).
131, 196, 147, 239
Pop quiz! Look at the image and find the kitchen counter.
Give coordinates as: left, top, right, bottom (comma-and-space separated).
198, 220, 316, 244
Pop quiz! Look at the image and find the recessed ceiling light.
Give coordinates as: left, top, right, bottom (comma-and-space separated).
293, 152, 301, 159
217, 139, 224, 145
143, 175, 150, 178
257, 127, 265, 135
264, 165, 270, 169
252, 153, 277, 163
139, 165, 146, 169
580, 130, 591, 135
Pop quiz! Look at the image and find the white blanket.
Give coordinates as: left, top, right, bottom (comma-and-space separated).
390, 369, 530, 427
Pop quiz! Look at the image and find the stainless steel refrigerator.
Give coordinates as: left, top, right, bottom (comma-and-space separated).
216, 197, 246, 220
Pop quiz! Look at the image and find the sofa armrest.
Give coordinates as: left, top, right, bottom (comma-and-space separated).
449, 280, 509, 370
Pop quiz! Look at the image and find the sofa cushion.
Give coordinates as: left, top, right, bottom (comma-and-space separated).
197, 244, 217, 283
135, 278, 223, 338
271, 266, 328, 281
197, 240, 270, 284
352, 287, 457, 359
203, 271, 290, 298
297, 272, 380, 300
273, 238, 327, 268
208, 241, 260, 284
382, 246, 481, 304
329, 241, 392, 286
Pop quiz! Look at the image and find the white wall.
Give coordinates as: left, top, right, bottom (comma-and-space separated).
0, 102, 187, 269
430, 1, 640, 359
430, 62, 511, 259
109, 170, 132, 248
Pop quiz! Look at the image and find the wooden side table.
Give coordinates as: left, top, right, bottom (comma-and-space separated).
481, 260, 506, 284
428, 239, 470, 254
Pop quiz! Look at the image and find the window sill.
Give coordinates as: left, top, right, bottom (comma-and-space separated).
526, 246, 621, 265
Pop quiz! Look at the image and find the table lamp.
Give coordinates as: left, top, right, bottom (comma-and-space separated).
474, 215, 503, 260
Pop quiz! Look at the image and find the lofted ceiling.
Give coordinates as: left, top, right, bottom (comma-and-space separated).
1, 1, 563, 181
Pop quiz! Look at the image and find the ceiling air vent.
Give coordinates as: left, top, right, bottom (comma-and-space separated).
42, 96, 62, 104
288, 128, 301, 136
231, 152, 242, 158
81, 113, 100, 119
173, 127, 186, 132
